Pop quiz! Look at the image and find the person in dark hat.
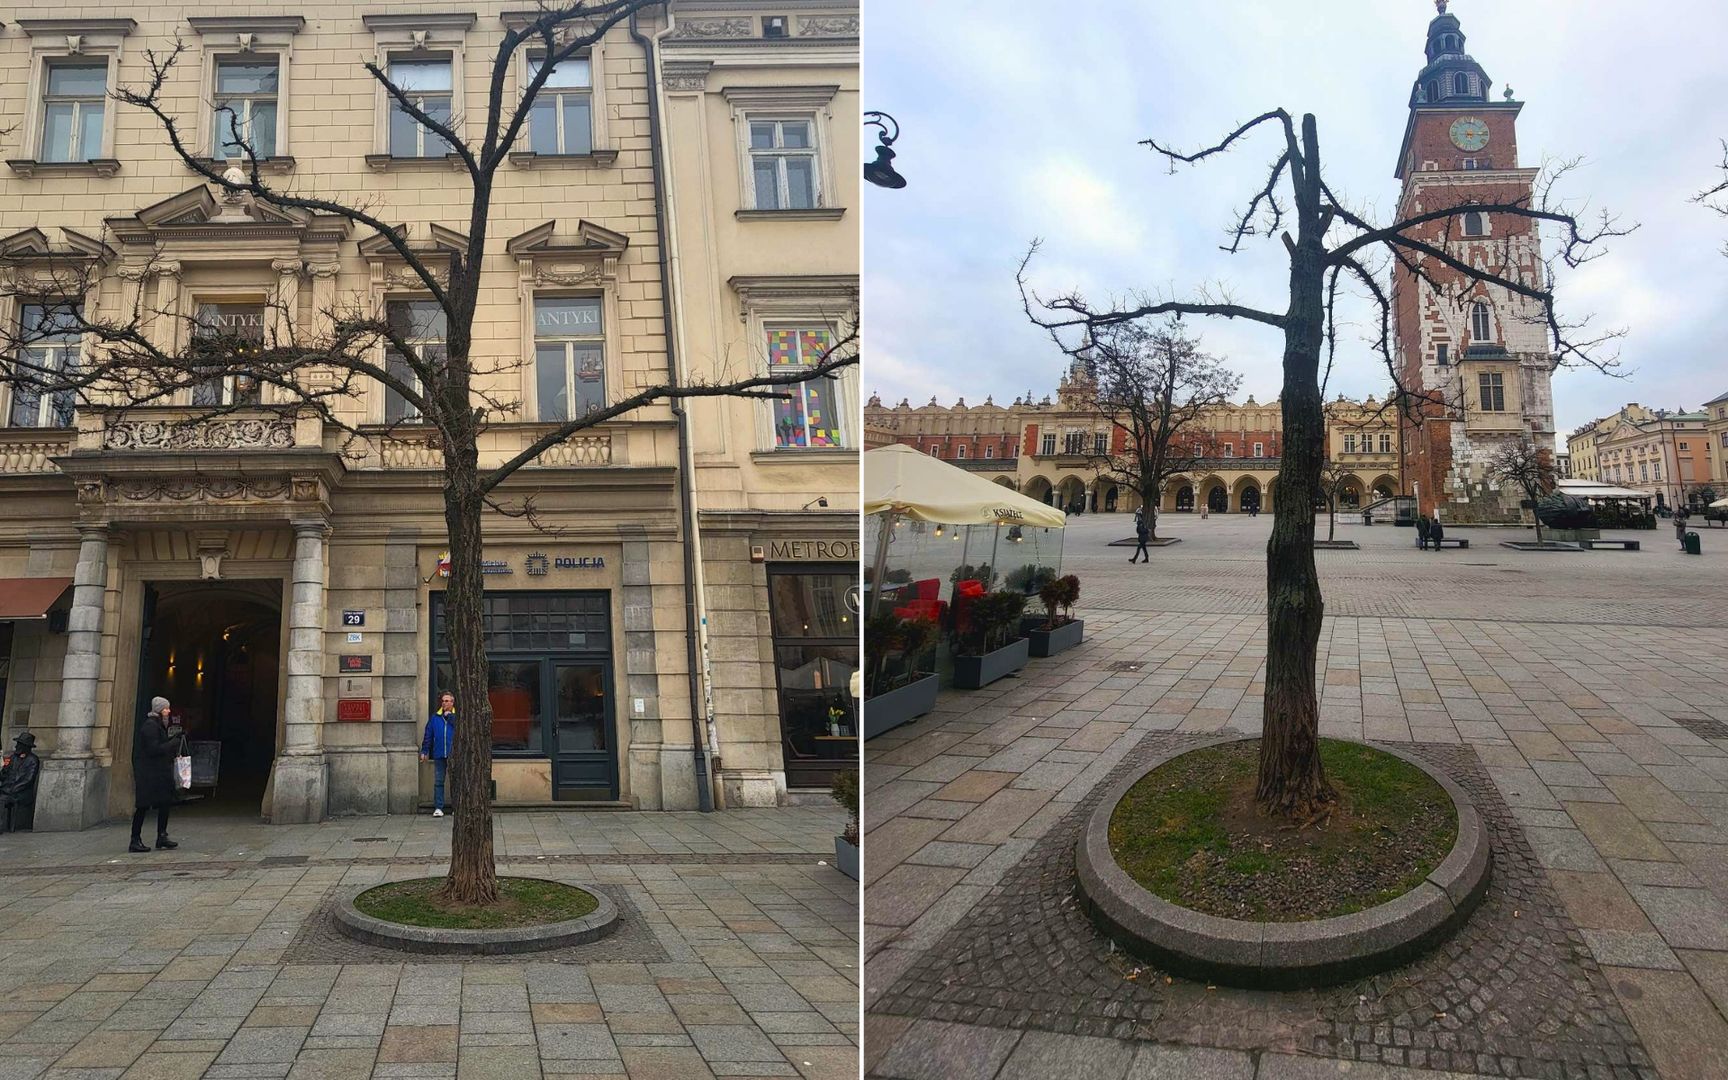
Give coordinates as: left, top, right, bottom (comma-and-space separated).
130, 697, 182, 853
0, 731, 39, 833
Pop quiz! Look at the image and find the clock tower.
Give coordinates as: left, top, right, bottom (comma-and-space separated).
1392, 1, 1557, 522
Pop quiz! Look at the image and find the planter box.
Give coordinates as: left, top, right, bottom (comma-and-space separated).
953, 637, 1030, 689
834, 836, 859, 880
864, 673, 939, 739
1027, 618, 1084, 657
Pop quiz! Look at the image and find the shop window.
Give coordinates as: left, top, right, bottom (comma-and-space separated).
9, 303, 80, 428
191, 302, 265, 407
528, 54, 592, 156
533, 296, 605, 421
767, 326, 843, 448
212, 58, 281, 160
384, 300, 447, 424
768, 569, 858, 789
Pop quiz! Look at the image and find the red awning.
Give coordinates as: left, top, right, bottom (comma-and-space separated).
0, 577, 73, 620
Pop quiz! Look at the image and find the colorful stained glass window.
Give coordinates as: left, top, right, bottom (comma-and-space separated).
768, 327, 842, 449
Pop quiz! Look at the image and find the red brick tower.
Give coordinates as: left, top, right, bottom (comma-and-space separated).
1393, 1, 1557, 521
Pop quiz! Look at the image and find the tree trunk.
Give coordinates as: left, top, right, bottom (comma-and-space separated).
1258, 145, 1336, 819
1143, 486, 1160, 540
438, 438, 499, 906
1327, 498, 1336, 542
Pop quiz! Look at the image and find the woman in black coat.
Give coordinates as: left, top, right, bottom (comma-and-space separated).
130, 696, 181, 853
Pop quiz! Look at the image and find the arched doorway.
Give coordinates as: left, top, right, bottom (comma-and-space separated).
1208, 485, 1228, 513
137, 580, 284, 816
1175, 484, 1194, 512
1372, 481, 1394, 501
1340, 483, 1362, 509
1024, 476, 1054, 505
1240, 486, 1261, 514
1102, 485, 1119, 512
1057, 477, 1087, 514
992, 476, 1017, 491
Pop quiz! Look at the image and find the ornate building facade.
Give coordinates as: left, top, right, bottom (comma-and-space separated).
0, 0, 859, 830
1393, 5, 1560, 522
865, 369, 1401, 517
1569, 404, 1715, 508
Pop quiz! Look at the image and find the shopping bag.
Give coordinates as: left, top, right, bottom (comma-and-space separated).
174, 755, 193, 790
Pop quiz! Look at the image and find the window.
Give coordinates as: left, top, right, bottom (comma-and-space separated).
1679, 441, 1690, 451
1641, 464, 1649, 482
1453, 72, 1469, 96
1064, 432, 1087, 454
983, 444, 994, 459
1040, 433, 1056, 455
191, 303, 265, 406
1477, 371, 1505, 412
1380, 433, 1393, 453
748, 119, 819, 210
533, 297, 605, 422
955, 444, 967, 459
41, 62, 107, 162
1344, 434, 1357, 454
1094, 432, 1108, 455
384, 300, 447, 423
212, 58, 280, 160
527, 54, 592, 156
767, 327, 842, 448
388, 58, 453, 158
1462, 210, 1486, 237
929, 445, 940, 456
1462, 158, 1479, 170
1222, 443, 1234, 457
9, 304, 79, 428
1652, 462, 1661, 479
1253, 442, 1264, 458
1437, 343, 1449, 366
1470, 301, 1492, 343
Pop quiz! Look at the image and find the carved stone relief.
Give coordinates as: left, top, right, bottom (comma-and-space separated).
102, 418, 297, 451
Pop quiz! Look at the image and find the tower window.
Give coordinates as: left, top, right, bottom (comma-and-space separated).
1427, 81, 1438, 103
1462, 158, 1479, 170
1453, 72, 1469, 96
1477, 372, 1505, 412
1436, 343, 1449, 366
1470, 301, 1492, 343
1463, 211, 1486, 237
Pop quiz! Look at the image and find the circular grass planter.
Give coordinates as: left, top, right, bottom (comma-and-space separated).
1076, 736, 1489, 989
335, 877, 619, 955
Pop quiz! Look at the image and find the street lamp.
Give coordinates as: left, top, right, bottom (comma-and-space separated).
863, 111, 906, 189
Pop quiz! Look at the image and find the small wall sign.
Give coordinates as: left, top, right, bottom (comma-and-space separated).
759, 539, 861, 562
346, 632, 363, 644
336, 699, 371, 722
342, 610, 364, 627
339, 655, 373, 674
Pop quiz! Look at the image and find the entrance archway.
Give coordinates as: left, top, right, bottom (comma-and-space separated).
1207, 485, 1228, 513
1024, 476, 1054, 505
1057, 476, 1087, 513
1102, 485, 1119, 512
1240, 486, 1261, 514
139, 581, 284, 816
1174, 484, 1194, 512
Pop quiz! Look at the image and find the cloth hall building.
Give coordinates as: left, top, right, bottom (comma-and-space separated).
0, 1, 860, 830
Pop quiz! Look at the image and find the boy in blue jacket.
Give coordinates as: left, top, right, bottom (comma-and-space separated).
420, 692, 456, 817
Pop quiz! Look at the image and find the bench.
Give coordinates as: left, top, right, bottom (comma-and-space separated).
1581, 538, 1640, 551
1433, 537, 1469, 549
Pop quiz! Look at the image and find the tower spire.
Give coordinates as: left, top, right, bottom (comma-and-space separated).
1409, 0, 1491, 108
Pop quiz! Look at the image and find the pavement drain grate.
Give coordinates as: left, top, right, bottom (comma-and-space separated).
873, 732, 1655, 1079
260, 855, 310, 867
353, 837, 391, 843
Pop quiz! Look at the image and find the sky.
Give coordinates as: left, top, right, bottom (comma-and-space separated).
861, 0, 1728, 437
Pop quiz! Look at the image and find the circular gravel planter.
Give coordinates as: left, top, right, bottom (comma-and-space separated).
1075, 736, 1489, 989
335, 878, 619, 955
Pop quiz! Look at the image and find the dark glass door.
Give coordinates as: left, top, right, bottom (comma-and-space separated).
552, 662, 614, 800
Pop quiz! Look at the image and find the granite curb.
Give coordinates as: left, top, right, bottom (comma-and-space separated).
333, 877, 620, 955
1075, 735, 1491, 989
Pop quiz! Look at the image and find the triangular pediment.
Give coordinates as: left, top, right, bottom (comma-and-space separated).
0, 228, 52, 257
358, 223, 470, 260
0, 226, 115, 263
107, 184, 335, 246
505, 219, 629, 258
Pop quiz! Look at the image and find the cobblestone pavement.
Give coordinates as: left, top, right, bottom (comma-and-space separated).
0, 808, 858, 1079
864, 515, 1728, 1080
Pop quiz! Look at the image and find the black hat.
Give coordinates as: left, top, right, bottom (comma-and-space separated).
13, 731, 34, 750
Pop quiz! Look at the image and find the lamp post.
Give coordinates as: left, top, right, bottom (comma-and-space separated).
864, 111, 906, 189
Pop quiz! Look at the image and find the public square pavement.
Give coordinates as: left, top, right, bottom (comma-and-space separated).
0, 806, 858, 1079
864, 513, 1728, 1080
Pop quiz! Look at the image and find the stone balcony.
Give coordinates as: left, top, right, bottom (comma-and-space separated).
74, 406, 324, 454
0, 427, 73, 473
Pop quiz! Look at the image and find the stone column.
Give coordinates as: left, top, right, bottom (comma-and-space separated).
152, 263, 183, 356
270, 520, 329, 823
34, 525, 112, 830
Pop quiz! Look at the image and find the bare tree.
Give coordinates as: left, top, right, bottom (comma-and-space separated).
1317, 457, 1351, 542
1075, 319, 1239, 540
1020, 108, 1624, 819
1486, 439, 1558, 544
0, 2, 859, 904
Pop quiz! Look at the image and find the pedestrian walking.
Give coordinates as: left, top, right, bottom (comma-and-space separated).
1130, 514, 1151, 563
421, 691, 457, 817
1416, 515, 1431, 551
129, 697, 181, 853
1429, 517, 1445, 551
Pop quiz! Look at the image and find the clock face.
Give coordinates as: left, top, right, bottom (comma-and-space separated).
1449, 117, 1490, 152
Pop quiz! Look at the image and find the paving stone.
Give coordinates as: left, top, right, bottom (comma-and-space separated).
1546, 870, 1656, 931
860, 819, 949, 888
378, 1027, 458, 1064
535, 1024, 617, 1060
114, 1051, 220, 1080
1565, 801, 1676, 861
214, 1027, 309, 1066
930, 771, 1017, 804
1579, 929, 1684, 970
869, 1019, 1020, 1080
1605, 967, 1728, 1080
997, 1030, 1133, 1079
937, 789, 1055, 845
861, 865, 966, 929
1624, 884, 1728, 950
685, 1025, 785, 1064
